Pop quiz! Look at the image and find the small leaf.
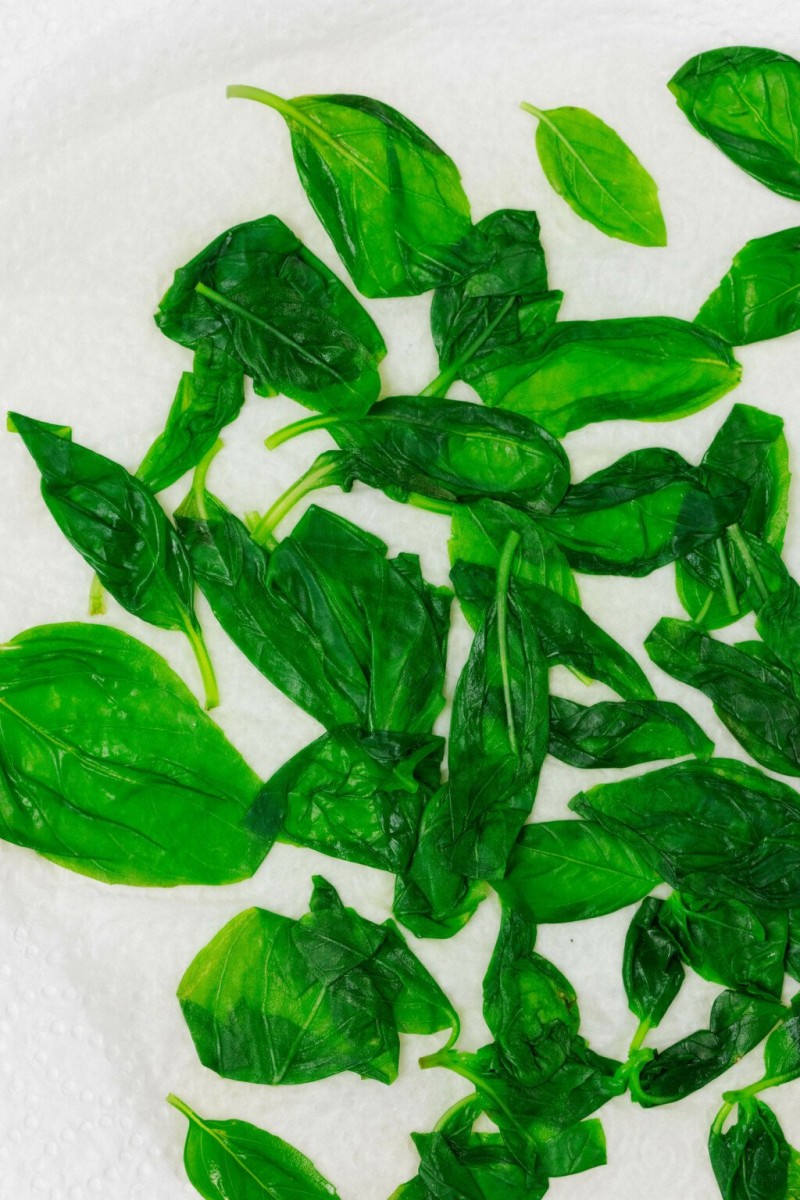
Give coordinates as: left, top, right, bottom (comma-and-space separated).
697, 227, 800, 346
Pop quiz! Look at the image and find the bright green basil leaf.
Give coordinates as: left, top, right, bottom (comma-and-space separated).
0, 623, 272, 886
495, 820, 660, 923
137, 344, 245, 493
709, 1098, 790, 1200
522, 103, 666, 247
248, 725, 443, 874
623, 897, 684, 1030
542, 447, 745, 576
446, 551, 549, 880
450, 564, 653, 698
467, 317, 741, 437
669, 47, 800, 200
549, 696, 713, 768
155, 214, 385, 413
429, 208, 562, 391
570, 758, 800, 908
230, 88, 472, 298
449, 500, 580, 622
697, 227, 800, 346
661, 892, 788, 1001
760, 993, 800, 1088
676, 404, 789, 629
632, 991, 785, 1107
168, 1094, 342, 1200
179, 497, 450, 735
393, 784, 490, 941
11, 412, 216, 707
178, 876, 457, 1086
536, 1120, 607, 1179
646, 618, 800, 777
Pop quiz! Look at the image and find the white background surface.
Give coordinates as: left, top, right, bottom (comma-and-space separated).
1, 0, 800, 1196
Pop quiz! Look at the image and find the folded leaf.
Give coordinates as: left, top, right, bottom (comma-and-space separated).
178, 876, 458, 1086
709, 1098, 790, 1200
495, 820, 659, 923
669, 47, 800, 199
155, 214, 386, 413
759, 993, 800, 1089
230, 88, 472, 297
467, 317, 741, 437
522, 103, 666, 247
0, 623, 272, 886
623, 897, 684, 1030
549, 696, 713, 768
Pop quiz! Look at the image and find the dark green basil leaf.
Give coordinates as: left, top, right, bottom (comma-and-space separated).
542, 448, 745, 576
570, 758, 800, 908
393, 784, 490, 941
0, 623, 272, 886
446, 551, 549, 880
549, 696, 713, 768
168, 1094, 342, 1200
536, 1121, 607, 1178
154, 214, 385, 413
709, 1098, 790, 1200
646, 618, 800, 777
760, 993, 800, 1088
661, 892, 788, 1000
449, 500, 580, 621
179, 497, 450, 735
521, 103, 666, 246
676, 405, 789, 629
755, 566, 800, 678
632, 991, 785, 1107
428, 208, 562, 392
466, 317, 741, 437
450, 564, 653, 698
697, 228, 800, 346
248, 725, 443, 874
495, 820, 660, 923
669, 47, 800, 199
137, 344, 244, 493
229, 88, 472, 298
11, 412, 216, 707
788, 911, 800, 983
623, 898, 684, 1029
178, 876, 457, 1086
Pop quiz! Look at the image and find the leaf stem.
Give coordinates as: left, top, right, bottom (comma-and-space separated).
433, 1092, 480, 1132
250, 455, 343, 547
266, 413, 344, 450
182, 620, 219, 711
496, 530, 522, 756
714, 537, 739, 617
166, 1093, 196, 1121
728, 523, 770, 604
712, 1099, 735, 1136
88, 572, 106, 616
628, 1016, 652, 1055
406, 492, 455, 516
191, 439, 224, 521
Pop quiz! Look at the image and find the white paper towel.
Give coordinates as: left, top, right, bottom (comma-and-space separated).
1, 0, 799, 1196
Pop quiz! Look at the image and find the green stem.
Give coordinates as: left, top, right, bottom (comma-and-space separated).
728, 523, 770, 605
266, 413, 345, 450
496, 530, 522, 756
420, 295, 516, 398
191, 439, 224, 521
88, 572, 106, 617
712, 1100, 735, 1136
166, 1093, 195, 1120
724, 1074, 795, 1105
715, 536, 739, 617
250, 456, 342, 547
406, 492, 456, 516
628, 1016, 652, 1056
433, 1092, 480, 1132
182, 619, 219, 711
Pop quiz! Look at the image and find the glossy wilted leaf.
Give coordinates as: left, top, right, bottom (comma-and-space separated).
758, 993, 800, 1089
230, 87, 472, 297
623, 897, 684, 1029
709, 1098, 791, 1200
549, 696, 712, 769
697, 227, 800, 346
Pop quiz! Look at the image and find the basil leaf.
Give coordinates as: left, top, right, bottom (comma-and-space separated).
646, 618, 800, 777
179, 497, 450, 734
249, 725, 444, 874
632, 991, 785, 1107
168, 1094, 342, 1200
467, 317, 741, 437
661, 892, 789, 1001
178, 876, 458, 1086
12, 412, 217, 708
570, 758, 800, 908
623, 898, 684, 1030
136, 344, 245, 493
669, 47, 800, 200
449, 500, 580, 621
760, 993, 800, 1087
393, 784, 490, 941
542, 448, 746, 576
536, 1121, 607, 1179
676, 404, 789, 628
521, 103, 666, 247
549, 696, 713, 768
155, 214, 385, 413
788, 911, 800, 983
447, 546, 549, 880
709, 1098, 790, 1200
495, 820, 660, 923
0, 623, 271, 886
428, 208, 562, 392
698, 227, 800, 346
230, 88, 472, 297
